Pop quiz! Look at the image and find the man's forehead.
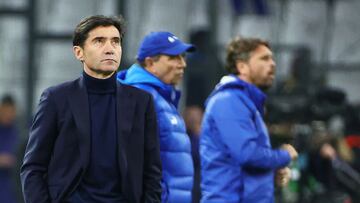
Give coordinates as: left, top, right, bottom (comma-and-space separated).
87, 26, 120, 38
159, 53, 185, 57
252, 45, 273, 56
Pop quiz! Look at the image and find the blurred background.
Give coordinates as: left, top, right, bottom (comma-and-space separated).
0, 0, 359, 202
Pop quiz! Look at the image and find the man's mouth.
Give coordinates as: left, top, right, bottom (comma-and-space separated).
102, 59, 117, 63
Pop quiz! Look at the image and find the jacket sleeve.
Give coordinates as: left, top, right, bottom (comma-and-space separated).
20, 89, 58, 203
211, 93, 291, 170
141, 94, 162, 202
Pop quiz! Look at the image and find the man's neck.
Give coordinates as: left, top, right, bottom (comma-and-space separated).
83, 67, 115, 79
237, 74, 252, 85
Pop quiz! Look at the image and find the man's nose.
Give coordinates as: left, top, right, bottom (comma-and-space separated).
270, 58, 276, 70
104, 41, 115, 54
179, 56, 186, 68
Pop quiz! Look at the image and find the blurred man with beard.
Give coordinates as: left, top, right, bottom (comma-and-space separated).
200, 37, 298, 202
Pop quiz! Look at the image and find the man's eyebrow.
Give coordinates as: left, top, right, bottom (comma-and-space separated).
92, 36, 105, 41
91, 36, 120, 40
260, 53, 273, 58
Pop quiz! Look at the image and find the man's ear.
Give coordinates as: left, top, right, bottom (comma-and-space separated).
144, 57, 156, 73
236, 60, 251, 81
144, 57, 154, 67
73, 46, 84, 62
235, 60, 247, 75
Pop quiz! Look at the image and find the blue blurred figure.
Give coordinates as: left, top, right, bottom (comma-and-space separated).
118, 31, 196, 203
200, 37, 297, 202
183, 106, 204, 203
0, 94, 19, 203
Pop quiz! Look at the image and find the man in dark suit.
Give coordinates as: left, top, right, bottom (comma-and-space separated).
20, 15, 162, 203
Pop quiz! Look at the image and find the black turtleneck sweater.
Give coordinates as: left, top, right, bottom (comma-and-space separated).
68, 71, 125, 202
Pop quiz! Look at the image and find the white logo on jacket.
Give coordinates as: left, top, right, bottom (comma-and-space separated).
170, 116, 178, 125
168, 36, 176, 43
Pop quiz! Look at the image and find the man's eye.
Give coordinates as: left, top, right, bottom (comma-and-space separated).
112, 39, 120, 45
94, 39, 103, 44
261, 56, 270, 61
169, 55, 183, 60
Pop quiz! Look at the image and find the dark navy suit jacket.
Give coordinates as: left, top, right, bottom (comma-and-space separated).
20, 75, 162, 203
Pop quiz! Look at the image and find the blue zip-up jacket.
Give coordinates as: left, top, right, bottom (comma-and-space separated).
200, 75, 291, 203
118, 64, 193, 203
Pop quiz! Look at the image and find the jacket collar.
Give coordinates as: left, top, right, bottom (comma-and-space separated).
117, 63, 181, 107
211, 74, 267, 116
68, 75, 131, 186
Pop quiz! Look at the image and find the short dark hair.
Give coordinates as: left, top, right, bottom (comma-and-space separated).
1, 94, 15, 106
225, 37, 270, 75
73, 15, 126, 47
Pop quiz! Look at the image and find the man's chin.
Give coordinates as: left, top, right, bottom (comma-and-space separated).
258, 83, 273, 91
99, 66, 118, 74
92, 69, 117, 78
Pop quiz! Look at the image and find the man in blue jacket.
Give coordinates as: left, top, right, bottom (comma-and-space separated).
118, 31, 195, 203
200, 37, 298, 203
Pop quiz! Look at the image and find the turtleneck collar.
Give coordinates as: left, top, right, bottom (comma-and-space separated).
83, 71, 117, 93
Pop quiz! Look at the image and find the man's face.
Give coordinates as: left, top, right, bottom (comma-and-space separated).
0, 104, 16, 126
240, 45, 276, 90
73, 25, 122, 79
147, 54, 186, 85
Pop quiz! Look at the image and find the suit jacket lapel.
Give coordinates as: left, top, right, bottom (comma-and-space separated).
116, 82, 136, 185
68, 76, 91, 170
